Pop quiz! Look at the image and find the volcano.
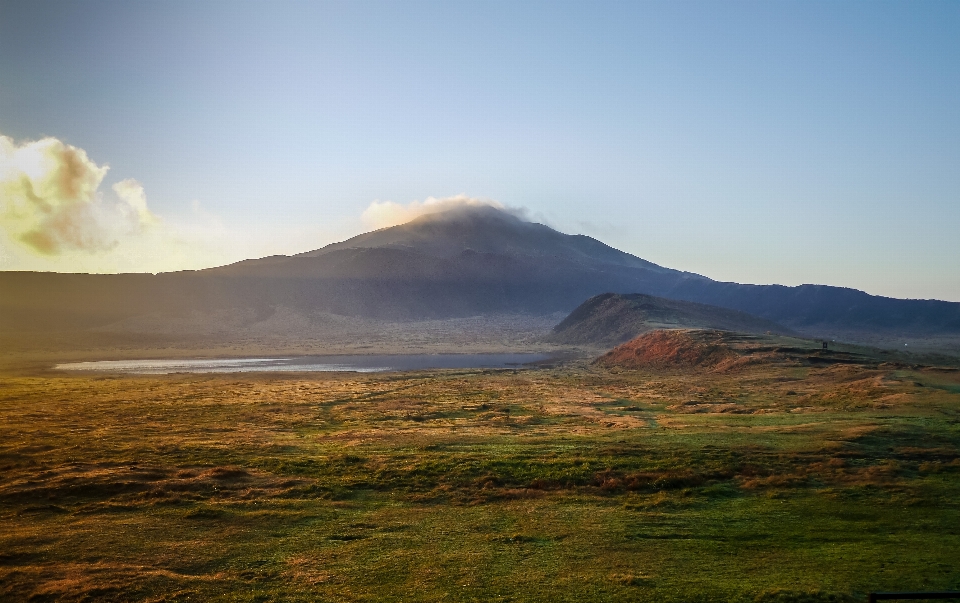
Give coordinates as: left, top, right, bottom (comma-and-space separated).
2, 204, 959, 350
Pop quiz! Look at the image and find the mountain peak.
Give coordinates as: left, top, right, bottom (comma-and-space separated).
403, 203, 527, 227
296, 203, 659, 271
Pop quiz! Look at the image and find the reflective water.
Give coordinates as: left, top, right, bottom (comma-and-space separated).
55, 353, 553, 374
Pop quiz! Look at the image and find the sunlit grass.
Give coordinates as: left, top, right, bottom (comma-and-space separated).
1, 362, 959, 601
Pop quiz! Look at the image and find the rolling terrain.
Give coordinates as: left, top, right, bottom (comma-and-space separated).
2, 205, 959, 357
595, 328, 960, 372
2, 337, 959, 601
548, 292, 792, 347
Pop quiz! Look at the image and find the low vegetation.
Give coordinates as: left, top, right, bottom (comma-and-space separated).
2, 343, 959, 601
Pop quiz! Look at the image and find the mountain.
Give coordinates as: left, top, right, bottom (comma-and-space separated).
201, 205, 683, 317
297, 205, 661, 269
2, 205, 960, 352
201, 205, 960, 337
548, 293, 792, 347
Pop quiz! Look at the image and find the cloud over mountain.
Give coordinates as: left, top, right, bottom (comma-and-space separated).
361, 194, 527, 229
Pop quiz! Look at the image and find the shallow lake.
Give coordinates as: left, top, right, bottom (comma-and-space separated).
55, 353, 554, 375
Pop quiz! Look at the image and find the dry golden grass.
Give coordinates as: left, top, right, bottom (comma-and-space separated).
1, 356, 959, 601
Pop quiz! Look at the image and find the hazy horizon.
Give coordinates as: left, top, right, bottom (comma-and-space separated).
2, 1, 959, 301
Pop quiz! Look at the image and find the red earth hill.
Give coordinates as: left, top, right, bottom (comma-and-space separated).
595, 329, 739, 370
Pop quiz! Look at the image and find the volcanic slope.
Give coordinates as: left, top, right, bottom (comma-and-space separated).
207, 205, 687, 317
547, 293, 792, 347
2, 205, 960, 351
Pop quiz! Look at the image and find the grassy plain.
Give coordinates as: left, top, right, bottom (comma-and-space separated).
2, 351, 960, 602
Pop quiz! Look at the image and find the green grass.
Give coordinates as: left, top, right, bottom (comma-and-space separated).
1, 363, 959, 601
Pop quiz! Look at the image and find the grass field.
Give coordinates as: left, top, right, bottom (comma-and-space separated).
2, 355, 959, 602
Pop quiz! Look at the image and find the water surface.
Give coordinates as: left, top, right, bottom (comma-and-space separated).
55, 353, 552, 374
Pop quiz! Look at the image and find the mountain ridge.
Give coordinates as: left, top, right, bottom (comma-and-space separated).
2, 205, 959, 352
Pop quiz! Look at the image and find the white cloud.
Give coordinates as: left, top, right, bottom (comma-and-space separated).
361, 194, 527, 229
0, 133, 158, 255
112, 178, 157, 227
0, 132, 256, 273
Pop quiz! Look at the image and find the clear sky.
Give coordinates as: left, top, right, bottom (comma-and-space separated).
1, 0, 958, 301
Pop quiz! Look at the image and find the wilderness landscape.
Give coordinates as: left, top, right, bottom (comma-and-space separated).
2, 331, 960, 602
4, 3, 960, 602
3, 209, 960, 601
4, 207, 960, 366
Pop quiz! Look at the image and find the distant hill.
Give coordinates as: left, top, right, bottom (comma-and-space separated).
2, 204, 960, 352
547, 293, 792, 347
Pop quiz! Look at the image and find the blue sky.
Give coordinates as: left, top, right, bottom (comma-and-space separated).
1, 0, 958, 300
